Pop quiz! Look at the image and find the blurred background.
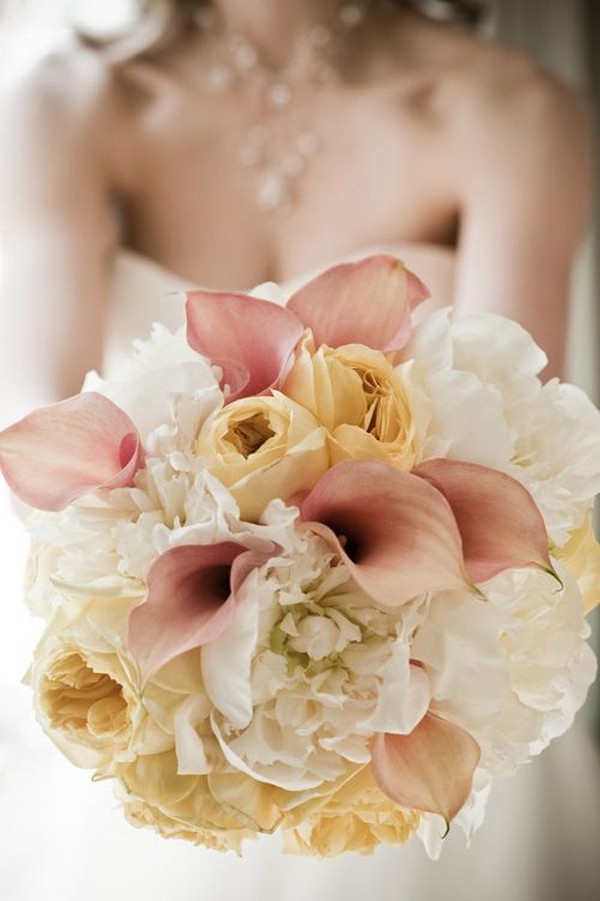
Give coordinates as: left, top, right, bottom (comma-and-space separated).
0, 1, 598, 899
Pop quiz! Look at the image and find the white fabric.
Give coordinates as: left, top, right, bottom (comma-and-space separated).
2, 246, 600, 901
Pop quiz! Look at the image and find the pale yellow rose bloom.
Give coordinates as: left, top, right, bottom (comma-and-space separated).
122, 794, 249, 852
29, 600, 199, 769
195, 391, 329, 521
31, 626, 139, 769
282, 766, 420, 856
282, 334, 417, 469
116, 752, 419, 855
556, 515, 600, 613
116, 750, 292, 850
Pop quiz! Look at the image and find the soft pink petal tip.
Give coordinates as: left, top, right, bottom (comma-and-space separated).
287, 255, 427, 352
371, 713, 481, 821
0, 392, 142, 511
185, 290, 304, 401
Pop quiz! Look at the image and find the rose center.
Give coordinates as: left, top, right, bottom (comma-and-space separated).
225, 412, 275, 458
43, 652, 128, 738
356, 369, 388, 437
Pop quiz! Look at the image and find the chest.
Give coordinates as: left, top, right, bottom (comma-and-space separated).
115, 78, 459, 288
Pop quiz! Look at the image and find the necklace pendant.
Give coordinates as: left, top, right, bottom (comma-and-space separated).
256, 171, 292, 212
199, 0, 371, 215
267, 82, 293, 109
207, 64, 234, 92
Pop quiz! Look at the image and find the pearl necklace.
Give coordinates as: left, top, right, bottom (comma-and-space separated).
195, 2, 372, 213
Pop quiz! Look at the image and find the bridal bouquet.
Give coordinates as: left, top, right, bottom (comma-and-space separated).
2, 255, 600, 857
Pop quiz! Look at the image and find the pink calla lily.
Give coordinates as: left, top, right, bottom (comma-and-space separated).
0, 392, 142, 511
185, 291, 305, 401
371, 712, 481, 821
299, 458, 552, 607
128, 542, 273, 684
184, 256, 427, 403
287, 254, 429, 352
414, 458, 554, 583
300, 459, 469, 606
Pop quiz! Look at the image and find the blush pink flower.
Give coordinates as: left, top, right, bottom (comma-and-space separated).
185, 255, 428, 403
0, 392, 142, 511
299, 458, 554, 607
128, 542, 275, 684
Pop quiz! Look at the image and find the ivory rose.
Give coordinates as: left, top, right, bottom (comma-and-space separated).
28, 601, 195, 769
116, 749, 289, 850
554, 516, 600, 613
30, 610, 142, 769
283, 767, 420, 856
282, 334, 417, 468
194, 392, 329, 521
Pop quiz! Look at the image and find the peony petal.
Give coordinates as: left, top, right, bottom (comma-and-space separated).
287, 255, 429, 352
185, 290, 304, 400
128, 543, 239, 683
370, 651, 432, 735
201, 569, 261, 729
414, 458, 553, 583
300, 460, 470, 606
0, 392, 142, 511
371, 712, 481, 821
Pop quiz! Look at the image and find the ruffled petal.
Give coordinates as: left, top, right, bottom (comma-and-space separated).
371, 712, 481, 821
287, 255, 428, 352
300, 460, 469, 606
201, 570, 261, 730
185, 290, 304, 401
0, 392, 142, 510
415, 458, 553, 583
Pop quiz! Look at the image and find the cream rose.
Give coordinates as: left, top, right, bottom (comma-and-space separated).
282, 766, 420, 857
555, 516, 600, 613
194, 391, 329, 521
282, 334, 417, 468
31, 629, 138, 769
29, 601, 186, 769
116, 750, 286, 850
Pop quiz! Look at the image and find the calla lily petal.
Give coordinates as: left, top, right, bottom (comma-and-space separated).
128, 542, 271, 684
185, 290, 304, 400
287, 255, 429, 352
0, 392, 142, 511
414, 458, 553, 583
128, 543, 240, 683
300, 460, 469, 606
371, 712, 481, 821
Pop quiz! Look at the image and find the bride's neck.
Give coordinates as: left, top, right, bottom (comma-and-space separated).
210, 0, 345, 68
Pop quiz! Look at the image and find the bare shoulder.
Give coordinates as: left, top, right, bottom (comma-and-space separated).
394, 12, 589, 150
411, 24, 593, 210
456, 39, 588, 150
0, 42, 115, 142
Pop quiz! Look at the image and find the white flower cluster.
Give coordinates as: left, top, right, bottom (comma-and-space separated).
24, 304, 600, 855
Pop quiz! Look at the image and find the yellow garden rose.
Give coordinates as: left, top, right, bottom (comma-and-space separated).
31, 618, 139, 769
555, 515, 600, 612
282, 334, 417, 469
195, 391, 329, 521
122, 794, 248, 852
282, 766, 420, 857
116, 750, 292, 851
29, 601, 198, 769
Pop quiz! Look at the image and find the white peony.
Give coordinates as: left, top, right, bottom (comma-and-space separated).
201, 528, 431, 792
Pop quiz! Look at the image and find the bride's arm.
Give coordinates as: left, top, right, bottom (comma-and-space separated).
452, 63, 591, 380
0, 51, 115, 428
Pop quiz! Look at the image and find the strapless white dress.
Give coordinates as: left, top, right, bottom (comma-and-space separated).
1, 246, 600, 901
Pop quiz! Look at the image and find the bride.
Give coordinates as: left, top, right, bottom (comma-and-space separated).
1, 1, 598, 899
